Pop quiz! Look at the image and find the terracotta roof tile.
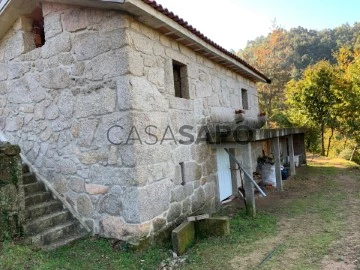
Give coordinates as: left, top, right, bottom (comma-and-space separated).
141, 0, 271, 83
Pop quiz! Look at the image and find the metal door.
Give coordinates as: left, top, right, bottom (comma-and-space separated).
216, 148, 232, 201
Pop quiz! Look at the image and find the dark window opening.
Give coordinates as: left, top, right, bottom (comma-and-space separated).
31, 7, 45, 48
173, 60, 189, 99
241, 88, 249, 110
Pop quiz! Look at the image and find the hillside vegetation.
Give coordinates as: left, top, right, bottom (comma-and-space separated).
239, 23, 360, 162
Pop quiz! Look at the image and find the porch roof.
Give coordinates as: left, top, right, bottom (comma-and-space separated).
207, 128, 306, 145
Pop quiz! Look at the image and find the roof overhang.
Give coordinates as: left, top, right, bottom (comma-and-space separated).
0, 0, 270, 83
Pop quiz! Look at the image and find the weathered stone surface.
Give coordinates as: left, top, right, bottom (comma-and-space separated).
74, 88, 116, 118
57, 90, 74, 118
45, 104, 59, 120
192, 187, 206, 212
84, 50, 128, 80
54, 175, 68, 194
42, 32, 71, 58
59, 158, 77, 175
44, 13, 62, 39
73, 119, 99, 147
99, 194, 122, 215
89, 164, 134, 186
73, 33, 111, 60
78, 150, 107, 165
7, 62, 31, 79
5, 117, 24, 132
0, 64, 8, 81
76, 194, 94, 217
152, 218, 166, 232
172, 221, 195, 256
40, 67, 70, 89
167, 202, 182, 222
62, 8, 90, 32
68, 176, 85, 193
194, 217, 230, 239
138, 179, 172, 222
101, 216, 151, 240
4, 32, 35, 60
85, 184, 109, 195
170, 185, 186, 203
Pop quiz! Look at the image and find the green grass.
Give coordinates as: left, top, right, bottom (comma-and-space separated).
184, 211, 277, 269
0, 238, 170, 270
1, 157, 359, 270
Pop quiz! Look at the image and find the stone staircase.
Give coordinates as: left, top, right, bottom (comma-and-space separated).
22, 164, 88, 250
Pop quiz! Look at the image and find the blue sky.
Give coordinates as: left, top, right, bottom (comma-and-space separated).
154, 0, 360, 51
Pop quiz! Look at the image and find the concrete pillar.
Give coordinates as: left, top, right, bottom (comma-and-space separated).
272, 137, 283, 191
239, 143, 256, 217
288, 135, 296, 176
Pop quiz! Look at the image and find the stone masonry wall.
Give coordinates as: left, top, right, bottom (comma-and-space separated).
0, 2, 260, 241
101, 15, 260, 238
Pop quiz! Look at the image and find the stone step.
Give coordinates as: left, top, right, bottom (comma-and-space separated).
42, 232, 88, 251
25, 191, 52, 207
23, 210, 71, 236
22, 163, 30, 174
30, 221, 84, 246
24, 182, 46, 195
23, 172, 37, 185
25, 200, 63, 220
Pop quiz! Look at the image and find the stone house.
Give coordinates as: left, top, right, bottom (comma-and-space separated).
0, 0, 305, 244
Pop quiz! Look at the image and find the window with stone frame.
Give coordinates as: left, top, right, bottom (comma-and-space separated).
241, 88, 249, 110
173, 60, 189, 99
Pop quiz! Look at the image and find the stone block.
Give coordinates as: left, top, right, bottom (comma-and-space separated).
44, 13, 62, 39
7, 62, 31, 79
171, 221, 195, 256
148, 67, 164, 86
84, 50, 128, 80
85, 184, 109, 195
68, 176, 85, 193
41, 32, 71, 59
99, 194, 122, 215
194, 217, 230, 239
73, 32, 111, 61
57, 90, 74, 118
170, 185, 186, 203
167, 202, 182, 222
191, 187, 205, 212
62, 8, 90, 32
137, 179, 172, 222
76, 194, 94, 217
40, 67, 70, 89
101, 215, 151, 240
5, 32, 35, 60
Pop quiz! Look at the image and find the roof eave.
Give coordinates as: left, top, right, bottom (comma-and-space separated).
0, 0, 271, 83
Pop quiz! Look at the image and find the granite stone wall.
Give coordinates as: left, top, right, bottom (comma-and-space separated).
0, 2, 260, 241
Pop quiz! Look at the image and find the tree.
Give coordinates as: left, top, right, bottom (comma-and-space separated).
286, 61, 340, 156
240, 28, 294, 118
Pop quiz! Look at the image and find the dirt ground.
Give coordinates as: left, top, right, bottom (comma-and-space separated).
224, 157, 360, 270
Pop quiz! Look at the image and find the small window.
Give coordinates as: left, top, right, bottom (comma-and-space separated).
173, 60, 189, 99
241, 88, 249, 110
31, 7, 45, 48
